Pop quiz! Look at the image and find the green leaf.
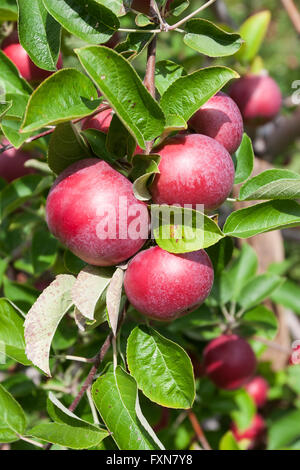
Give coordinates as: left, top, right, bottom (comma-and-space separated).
24, 274, 76, 375
0, 298, 31, 365
227, 243, 258, 301
184, 19, 242, 57
96, 0, 126, 16
127, 326, 195, 409
239, 169, 300, 201
239, 273, 283, 310
223, 200, 300, 238
155, 60, 186, 96
48, 122, 89, 174
0, 174, 52, 221
219, 431, 240, 450
81, 129, 116, 163
131, 154, 160, 201
268, 410, 300, 450
233, 133, 254, 184
270, 280, 300, 315
31, 227, 58, 274
0, 383, 26, 441
0, 0, 18, 20
160, 66, 238, 124
17, 0, 61, 71
71, 265, 113, 321
116, 30, 154, 59
206, 237, 234, 276
21, 69, 99, 133
92, 366, 163, 450
3, 278, 39, 312
1, 118, 32, 149
106, 114, 136, 160
231, 389, 255, 432
28, 422, 108, 449
286, 366, 300, 395
75, 46, 165, 149
168, 0, 189, 16
236, 10, 271, 64
64, 250, 86, 275
241, 305, 278, 340
43, 0, 119, 44
151, 204, 224, 253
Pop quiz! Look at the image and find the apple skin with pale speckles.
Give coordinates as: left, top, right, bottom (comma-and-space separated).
124, 246, 214, 321
46, 158, 149, 266
188, 92, 244, 154
2, 40, 63, 83
203, 334, 256, 390
229, 75, 282, 124
150, 133, 235, 211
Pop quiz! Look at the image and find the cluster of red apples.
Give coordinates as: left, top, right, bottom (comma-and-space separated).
0, 27, 282, 445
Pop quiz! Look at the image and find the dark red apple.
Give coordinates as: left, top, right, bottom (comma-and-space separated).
46, 158, 149, 266
81, 108, 114, 134
203, 334, 256, 390
124, 246, 214, 321
0, 140, 35, 182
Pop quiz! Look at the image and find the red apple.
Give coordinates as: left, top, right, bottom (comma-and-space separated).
289, 344, 300, 365
0, 140, 35, 182
150, 134, 235, 211
188, 92, 244, 154
2, 40, 63, 82
231, 414, 266, 443
245, 376, 269, 408
203, 334, 256, 390
46, 158, 149, 266
229, 74, 282, 124
124, 246, 214, 321
81, 108, 114, 134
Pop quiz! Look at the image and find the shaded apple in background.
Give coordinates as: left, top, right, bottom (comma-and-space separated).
131, 0, 151, 15
0, 140, 35, 182
188, 92, 244, 154
150, 133, 235, 211
124, 246, 214, 321
231, 414, 266, 444
81, 108, 114, 134
203, 334, 256, 390
104, 32, 121, 49
289, 343, 300, 365
2, 38, 63, 82
46, 158, 149, 266
245, 376, 269, 408
229, 74, 282, 124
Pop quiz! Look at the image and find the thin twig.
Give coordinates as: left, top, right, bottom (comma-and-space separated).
188, 410, 211, 450
168, 0, 217, 30
281, 0, 300, 35
18, 435, 45, 449
143, 8, 157, 155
